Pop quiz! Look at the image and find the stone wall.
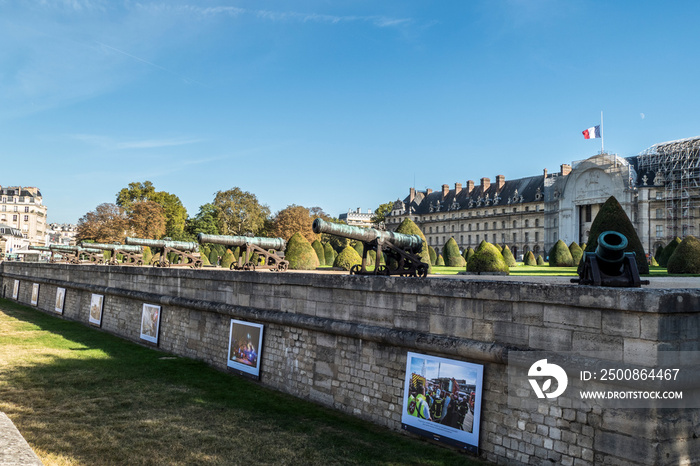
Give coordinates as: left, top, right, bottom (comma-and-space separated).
1, 262, 698, 465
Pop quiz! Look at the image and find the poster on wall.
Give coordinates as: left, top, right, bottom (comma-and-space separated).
140, 304, 161, 344
227, 319, 264, 379
401, 352, 484, 454
12, 280, 19, 300
89, 294, 104, 326
54, 288, 66, 314
31, 283, 39, 306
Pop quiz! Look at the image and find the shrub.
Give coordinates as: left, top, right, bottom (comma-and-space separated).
493, 243, 503, 253
323, 242, 335, 266
200, 251, 211, 266
442, 237, 466, 267
524, 250, 537, 266
654, 245, 664, 262
333, 246, 362, 271
466, 241, 509, 274
583, 195, 649, 274
142, 246, 152, 266
667, 236, 700, 274
208, 249, 219, 266
232, 246, 241, 262
502, 245, 517, 267
436, 254, 445, 266
428, 246, 437, 266
536, 255, 545, 265
285, 232, 320, 270
464, 247, 475, 264
549, 240, 574, 267
650, 256, 659, 267
221, 249, 235, 269
311, 240, 326, 266
394, 218, 431, 272
659, 237, 681, 267
569, 242, 583, 266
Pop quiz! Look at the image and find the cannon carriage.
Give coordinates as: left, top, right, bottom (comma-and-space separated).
49, 244, 105, 264
78, 242, 144, 266
312, 218, 429, 277
573, 231, 649, 287
125, 238, 202, 268
197, 233, 289, 272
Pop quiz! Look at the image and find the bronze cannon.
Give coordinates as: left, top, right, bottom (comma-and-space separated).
79, 242, 144, 266
125, 237, 202, 268
196, 233, 289, 272
49, 244, 104, 264
573, 231, 649, 287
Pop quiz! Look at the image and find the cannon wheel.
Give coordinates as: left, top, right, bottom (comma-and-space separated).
349, 264, 362, 275
416, 264, 429, 278
376, 265, 389, 276
243, 262, 256, 271
276, 262, 288, 272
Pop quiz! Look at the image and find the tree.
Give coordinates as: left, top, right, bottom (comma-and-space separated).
394, 218, 431, 273
333, 246, 363, 271
76, 203, 129, 243
536, 255, 545, 265
569, 242, 583, 266
129, 201, 167, 239
323, 242, 335, 266
659, 237, 681, 267
213, 187, 270, 236
549, 240, 574, 267
436, 254, 445, 266
116, 181, 187, 239
186, 203, 220, 237
272, 205, 316, 243
583, 195, 649, 274
667, 236, 700, 274
371, 202, 394, 228
442, 237, 466, 267
524, 250, 537, 266
467, 241, 509, 274
428, 245, 437, 265
502, 245, 517, 267
285, 232, 320, 270
311, 240, 326, 266
464, 247, 475, 264
221, 249, 235, 269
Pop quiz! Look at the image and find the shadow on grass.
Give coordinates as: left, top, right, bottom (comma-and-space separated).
0, 299, 488, 466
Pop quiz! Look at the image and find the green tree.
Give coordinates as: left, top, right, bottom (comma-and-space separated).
428, 245, 437, 265
502, 245, 517, 267
583, 196, 649, 274
285, 232, 320, 270
333, 246, 363, 271
549, 240, 574, 267
142, 246, 152, 266
536, 255, 545, 265
186, 203, 220, 237
221, 249, 235, 269
442, 237, 466, 267
323, 242, 335, 266
436, 254, 445, 266
524, 250, 537, 266
467, 241, 509, 274
394, 218, 431, 272
464, 247, 475, 264
659, 237, 682, 267
569, 242, 583, 266
213, 187, 270, 236
272, 205, 316, 243
311, 239, 326, 266
76, 203, 129, 243
667, 236, 700, 274
116, 181, 187, 239
370, 202, 394, 228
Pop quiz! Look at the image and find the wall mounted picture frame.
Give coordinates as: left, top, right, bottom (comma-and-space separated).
140, 304, 161, 344
54, 287, 66, 314
89, 293, 104, 326
30, 283, 39, 306
401, 351, 484, 454
227, 319, 264, 379
12, 280, 19, 300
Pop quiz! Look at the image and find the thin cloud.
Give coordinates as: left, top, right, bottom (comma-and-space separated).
70, 134, 204, 150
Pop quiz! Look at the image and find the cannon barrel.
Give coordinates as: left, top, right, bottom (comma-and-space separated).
312, 218, 423, 252
79, 242, 143, 253
125, 237, 199, 252
28, 245, 51, 252
49, 244, 102, 254
197, 233, 286, 251
594, 231, 628, 275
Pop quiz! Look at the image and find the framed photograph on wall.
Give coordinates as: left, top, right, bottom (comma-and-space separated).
12, 280, 19, 300
89, 293, 104, 326
401, 352, 484, 454
54, 288, 66, 314
31, 283, 39, 306
227, 319, 264, 379
140, 304, 161, 344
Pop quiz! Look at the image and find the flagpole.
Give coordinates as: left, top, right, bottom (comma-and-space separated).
601, 110, 604, 154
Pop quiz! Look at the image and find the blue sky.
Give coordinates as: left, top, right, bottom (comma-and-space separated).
2, 1, 700, 224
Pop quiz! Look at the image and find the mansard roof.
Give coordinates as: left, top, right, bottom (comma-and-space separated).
403, 175, 544, 215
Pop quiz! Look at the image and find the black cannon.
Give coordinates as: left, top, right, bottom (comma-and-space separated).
125, 237, 202, 268
49, 244, 104, 264
572, 231, 649, 287
312, 218, 429, 277
79, 242, 144, 266
196, 234, 289, 272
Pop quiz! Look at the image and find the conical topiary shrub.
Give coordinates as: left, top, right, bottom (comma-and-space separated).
323, 242, 335, 266
667, 236, 700, 274
549, 240, 574, 267
464, 247, 475, 264
524, 250, 537, 266
394, 218, 431, 273
142, 246, 152, 266
654, 245, 664, 262
659, 237, 681, 268
442, 237, 466, 267
650, 256, 659, 267
569, 242, 583, 266
285, 232, 320, 270
428, 245, 437, 266
502, 245, 517, 267
583, 196, 649, 274
200, 251, 211, 266
333, 246, 362, 271
221, 249, 235, 269
208, 249, 219, 266
493, 243, 503, 253
466, 241, 509, 274
536, 254, 545, 265
436, 254, 445, 266
311, 239, 326, 266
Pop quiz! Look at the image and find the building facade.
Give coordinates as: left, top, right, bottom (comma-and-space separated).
386, 136, 700, 259
0, 186, 48, 255
339, 208, 375, 227
48, 223, 78, 246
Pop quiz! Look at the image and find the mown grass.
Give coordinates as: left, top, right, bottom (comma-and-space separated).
0, 299, 488, 466
430, 264, 699, 277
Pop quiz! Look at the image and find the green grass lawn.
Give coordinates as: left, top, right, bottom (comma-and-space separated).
0, 299, 488, 466
430, 264, 697, 277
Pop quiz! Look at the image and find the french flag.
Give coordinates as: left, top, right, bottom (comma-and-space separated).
582, 125, 601, 139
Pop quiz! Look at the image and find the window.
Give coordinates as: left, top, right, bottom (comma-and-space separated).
469, 224, 472, 231
656, 209, 663, 220
23, 215, 28, 222
493, 222, 497, 229
442, 225, 446, 233
525, 206, 529, 212
502, 221, 506, 229
535, 232, 539, 242
513, 233, 517, 242
525, 232, 529, 242
460, 224, 464, 231
468, 234, 472, 244
501, 233, 505, 243
24, 206, 29, 213
451, 225, 455, 232
656, 225, 664, 238
476, 235, 480, 243
656, 191, 663, 200
484, 222, 488, 230
476, 223, 480, 231
525, 219, 529, 228
535, 218, 540, 227
1, 205, 4, 212
585, 205, 592, 222
12, 215, 17, 221
513, 220, 517, 228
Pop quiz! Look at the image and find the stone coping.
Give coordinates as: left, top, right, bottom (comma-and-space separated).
0, 413, 42, 465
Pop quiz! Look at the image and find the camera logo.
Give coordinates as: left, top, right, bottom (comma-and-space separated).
528, 359, 568, 399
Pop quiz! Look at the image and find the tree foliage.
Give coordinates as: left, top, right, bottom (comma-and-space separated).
76, 203, 128, 243
428, 245, 437, 265
333, 246, 363, 271
129, 201, 167, 239
323, 242, 335, 266
221, 249, 235, 269
524, 250, 537, 266
371, 201, 394, 228
549, 240, 574, 267
213, 187, 270, 236
394, 218, 431, 272
569, 242, 583, 266
311, 239, 326, 266
285, 232, 320, 270
272, 205, 316, 243
502, 245, 517, 267
466, 241, 509, 274
659, 237, 681, 268
442, 237, 466, 267
186, 203, 220, 237
667, 236, 700, 274
116, 181, 187, 239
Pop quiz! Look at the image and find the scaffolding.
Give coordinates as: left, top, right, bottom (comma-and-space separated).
638, 136, 700, 242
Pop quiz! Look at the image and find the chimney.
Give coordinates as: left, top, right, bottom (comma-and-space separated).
496, 174, 505, 190
466, 180, 475, 193
480, 177, 491, 192
543, 168, 548, 179
454, 183, 462, 195
442, 184, 450, 199
409, 187, 416, 203
426, 188, 433, 195
561, 164, 572, 176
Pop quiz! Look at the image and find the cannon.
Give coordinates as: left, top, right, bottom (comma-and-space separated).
125, 237, 202, 268
197, 233, 289, 272
49, 244, 104, 264
572, 231, 650, 287
312, 218, 429, 277
28, 245, 53, 262
79, 242, 144, 266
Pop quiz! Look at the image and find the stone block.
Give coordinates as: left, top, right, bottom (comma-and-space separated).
529, 326, 572, 351
544, 306, 601, 330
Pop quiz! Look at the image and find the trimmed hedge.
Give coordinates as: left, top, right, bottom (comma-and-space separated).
667, 236, 700, 274
442, 237, 466, 267
536, 255, 545, 266
466, 241, 509, 274
334, 246, 362, 271
285, 232, 320, 270
142, 246, 152, 266
221, 249, 235, 269
323, 242, 335, 266
428, 246, 437, 266
394, 218, 431, 272
311, 239, 326, 266
549, 240, 574, 267
502, 245, 517, 267
524, 250, 537, 266
569, 242, 583, 266
464, 247, 475, 264
659, 237, 681, 267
